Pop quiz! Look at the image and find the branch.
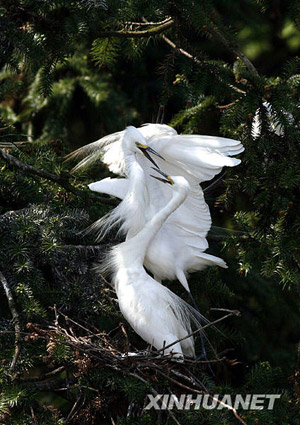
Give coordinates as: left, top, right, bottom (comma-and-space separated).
96, 19, 174, 38
130, 372, 182, 425
30, 376, 77, 391
4, 309, 243, 424
206, 23, 259, 78
60, 243, 113, 251
161, 33, 246, 95
124, 17, 172, 26
140, 18, 246, 96
0, 148, 118, 206
141, 18, 203, 66
21, 366, 65, 383
0, 271, 21, 371
156, 310, 240, 354
156, 369, 247, 425
65, 392, 85, 424
207, 234, 247, 241
161, 33, 201, 66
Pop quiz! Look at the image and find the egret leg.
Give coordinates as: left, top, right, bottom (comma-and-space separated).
176, 269, 208, 360
186, 291, 207, 360
188, 291, 201, 312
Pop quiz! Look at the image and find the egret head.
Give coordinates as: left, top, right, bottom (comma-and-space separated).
150, 168, 190, 194
123, 126, 165, 168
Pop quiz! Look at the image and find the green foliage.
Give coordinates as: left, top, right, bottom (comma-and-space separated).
91, 38, 120, 68
0, 53, 136, 145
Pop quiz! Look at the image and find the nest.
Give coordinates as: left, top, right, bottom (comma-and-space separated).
20, 305, 244, 425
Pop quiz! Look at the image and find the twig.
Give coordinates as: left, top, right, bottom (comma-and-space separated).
130, 372, 182, 425
60, 244, 113, 251
162, 33, 245, 95
156, 310, 240, 354
53, 304, 59, 328
0, 271, 21, 372
56, 308, 108, 343
0, 126, 12, 132
0, 133, 29, 138
207, 235, 235, 241
142, 18, 246, 95
30, 406, 38, 425
95, 19, 174, 38
203, 172, 226, 194
217, 101, 237, 109
0, 148, 117, 206
30, 376, 78, 391
22, 366, 65, 383
206, 23, 259, 78
156, 369, 247, 425
210, 308, 239, 313
161, 33, 201, 66
124, 17, 172, 26
110, 415, 117, 425
0, 330, 119, 363
66, 392, 84, 423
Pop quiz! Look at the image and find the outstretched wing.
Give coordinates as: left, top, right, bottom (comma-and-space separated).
65, 131, 123, 173
65, 124, 176, 175
149, 134, 244, 182
137, 133, 244, 242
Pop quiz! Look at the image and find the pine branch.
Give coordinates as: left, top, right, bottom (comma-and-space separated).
0, 271, 21, 372
206, 23, 259, 78
124, 17, 172, 26
140, 18, 246, 95
30, 376, 77, 391
60, 244, 113, 250
0, 148, 118, 206
161, 33, 202, 66
160, 32, 245, 94
95, 19, 174, 38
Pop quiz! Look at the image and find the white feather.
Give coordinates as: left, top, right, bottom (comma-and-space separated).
89, 178, 129, 200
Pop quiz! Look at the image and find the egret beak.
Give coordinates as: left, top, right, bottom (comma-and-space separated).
136, 143, 165, 169
150, 167, 174, 185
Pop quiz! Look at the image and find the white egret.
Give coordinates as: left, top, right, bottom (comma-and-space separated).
105, 170, 207, 358
67, 125, 244, 295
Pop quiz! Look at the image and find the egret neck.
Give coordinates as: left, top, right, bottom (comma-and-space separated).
122, 143, 149, 240
120, 178, 190, 268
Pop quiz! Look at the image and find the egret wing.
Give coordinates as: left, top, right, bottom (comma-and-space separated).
136, 132, 244, 265
149, 134, 244, 182
89, 177, 129, 200
65, 131, 123, 173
